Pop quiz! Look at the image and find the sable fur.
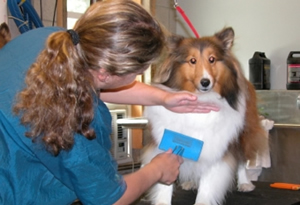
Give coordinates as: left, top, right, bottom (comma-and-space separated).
0, 22, 11, 49
142, 27, 268, 205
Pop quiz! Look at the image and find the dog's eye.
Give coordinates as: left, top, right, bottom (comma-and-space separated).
208, 56, 215, 64
190, 58, 197, 64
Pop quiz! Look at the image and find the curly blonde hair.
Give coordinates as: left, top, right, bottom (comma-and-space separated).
13, 0, 165, 155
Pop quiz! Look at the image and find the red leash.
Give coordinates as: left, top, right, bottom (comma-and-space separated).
174, 1, 200, 38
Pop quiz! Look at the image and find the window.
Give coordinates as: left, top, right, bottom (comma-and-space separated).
67, 0, 90, 29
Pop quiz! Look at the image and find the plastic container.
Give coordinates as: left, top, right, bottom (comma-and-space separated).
287, 51, 300, 90
249, 52, 271, 90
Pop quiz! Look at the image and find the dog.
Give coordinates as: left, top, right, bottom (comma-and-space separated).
0, 22, 11, 49
141, 27, 268, 205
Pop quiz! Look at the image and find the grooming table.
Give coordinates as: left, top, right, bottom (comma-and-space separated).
133, 181, 300, 205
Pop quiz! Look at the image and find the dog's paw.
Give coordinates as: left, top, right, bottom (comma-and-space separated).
238, 183, 255, 192
181, 181, 197, 190
155, 203, 170, 205
194, 203, 206, 205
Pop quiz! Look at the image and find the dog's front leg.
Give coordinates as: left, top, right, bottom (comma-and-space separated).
149, 183, 173, 205
194, 156, 236, 205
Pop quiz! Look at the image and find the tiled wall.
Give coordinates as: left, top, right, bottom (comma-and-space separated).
256, 90, 300, 125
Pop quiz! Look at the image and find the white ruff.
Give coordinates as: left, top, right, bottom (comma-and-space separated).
142, 85, 247, 205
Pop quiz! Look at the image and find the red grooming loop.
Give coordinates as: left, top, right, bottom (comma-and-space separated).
174, 0, 200, 38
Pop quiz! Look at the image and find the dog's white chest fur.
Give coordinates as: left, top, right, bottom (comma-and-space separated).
144, 91, 245, 164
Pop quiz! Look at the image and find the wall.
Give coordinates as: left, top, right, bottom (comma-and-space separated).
31, 0, 57, 27
155, 1, 176, 34
175, 0, 300, 90
0, 1, 8, 23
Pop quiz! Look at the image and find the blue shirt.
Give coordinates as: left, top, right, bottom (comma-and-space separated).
0, 27, 126, 205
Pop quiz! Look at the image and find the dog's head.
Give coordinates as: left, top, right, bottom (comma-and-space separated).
0, 22, 11, 49
153, 27, 246, 110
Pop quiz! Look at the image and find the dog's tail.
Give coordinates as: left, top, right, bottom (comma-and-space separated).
240, 81, 269, 163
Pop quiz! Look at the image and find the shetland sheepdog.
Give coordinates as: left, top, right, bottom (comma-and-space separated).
0, 22, 11, 49
141, 27, 268, 205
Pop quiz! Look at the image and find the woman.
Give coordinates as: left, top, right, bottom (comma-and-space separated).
0, 0, 217, 204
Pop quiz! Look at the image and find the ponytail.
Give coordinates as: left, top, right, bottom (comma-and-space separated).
14, 31, 95, 155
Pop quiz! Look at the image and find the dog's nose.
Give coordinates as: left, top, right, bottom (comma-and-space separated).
200, 78, 210, 88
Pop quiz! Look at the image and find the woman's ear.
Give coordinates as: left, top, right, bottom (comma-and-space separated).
89, 68, 110, 90
97, 68, 110, 82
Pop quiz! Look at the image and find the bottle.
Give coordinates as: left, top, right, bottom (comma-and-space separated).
249, 52, 271, 90
287, 51, 300, 90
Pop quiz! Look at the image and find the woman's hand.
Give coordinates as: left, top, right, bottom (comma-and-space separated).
162, 92, 220, 113
150, 149, 183, 185
115, 149, 183, 205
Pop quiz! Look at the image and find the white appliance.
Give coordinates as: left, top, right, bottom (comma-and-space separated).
109, 109, 133, 164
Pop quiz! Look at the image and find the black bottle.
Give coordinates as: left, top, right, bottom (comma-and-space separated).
249, 52, 271, 90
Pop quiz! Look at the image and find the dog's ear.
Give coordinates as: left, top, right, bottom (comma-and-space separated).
153, 55, 173, 84
153, 35, 184, 84
215, 27, 234, 51
167, 35, 184, 51
0, 22, 11, 48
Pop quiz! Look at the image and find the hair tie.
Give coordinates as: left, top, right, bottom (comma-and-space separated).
66, 29, 80, 45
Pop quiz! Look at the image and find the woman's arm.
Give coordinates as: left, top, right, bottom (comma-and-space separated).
113, 150, 182, 205
101, 81, 219, 113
